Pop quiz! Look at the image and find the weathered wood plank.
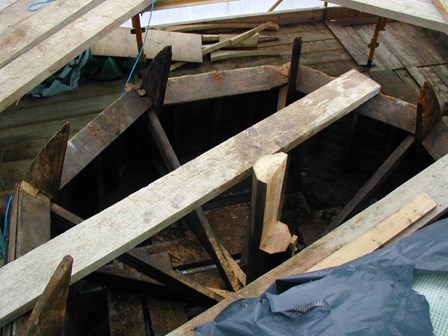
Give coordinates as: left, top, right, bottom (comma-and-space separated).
92, 28, 203, 62
60, 90, 150, 188
324, 0, 448, 34
0, 70, 380, 326
168, 152, 448, 336
309, 193, 437, 271
164, 65, 289, 105
0, 0, 149, 113
296, 65, 417, 133
422, 116, 448, 159
0, 0, 104, 68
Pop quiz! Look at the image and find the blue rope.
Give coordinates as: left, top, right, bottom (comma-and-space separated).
1, 195, 13, 260
122, 0, 157, 94
28, 0, 55, 12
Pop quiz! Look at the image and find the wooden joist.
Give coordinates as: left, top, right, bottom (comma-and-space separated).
324, 0, 448, 34
0, 70, 380, 326
0, 0, 104, 68
296, 65, 417, 133
92, 29, 203, 62
0, 0, 149, 113
310, 193, 437, 271
328, 135, 416, 230
168, 152, 448, 336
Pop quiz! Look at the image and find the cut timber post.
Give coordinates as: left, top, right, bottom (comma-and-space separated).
246, 153, 291, 282
168, 154, 448, 336
24, 255, 73, 336
0, 70, 380, 326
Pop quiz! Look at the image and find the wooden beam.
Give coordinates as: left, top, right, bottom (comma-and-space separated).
246, 153, 291, 282
210, 49, 282, 62
93, 28, 203, 62
164, 64, 289, 105
324, 0, 448, 34
168, 153, 448, 336
60, 90, 150, 188
145, 110, 245, 291
310, 193, 436, 271
422, 116, 448, 160
0, 0, 149, 113
328, 135, 416, 230
296, 64, 417, 133
24, 255, 73, 336
416, 81, 442, 141
433, 0, 448, 21
0, 0, 104, 68
118, 251, 226, 306
158, 22, 280, 33
170, 22, 279, 70
0, 70, 380, 326
25, 123, 69, 198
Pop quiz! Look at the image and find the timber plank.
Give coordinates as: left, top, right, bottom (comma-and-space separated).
309, 193, 437, 271
0, 0, 105, 68
370, 70, 419, 103
386, 22, 439, 66
60, 90, 150, 188
296, 65, 417, 133
422, 116, 448, 159
164, 65, 289, 105
324, 0, 448, 34
325, 21, 369, 66
378, 27, 419, 66
0, 0, 149, 113
168, 152, 448, 336
0, 70, 380, 326
92, 28, 203, 62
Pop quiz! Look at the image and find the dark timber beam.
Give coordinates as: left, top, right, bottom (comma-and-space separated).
144, 110, 246, 291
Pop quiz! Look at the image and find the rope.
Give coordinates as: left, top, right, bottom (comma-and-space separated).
122, 0, 157, 94
28, 0, 55, 12
1, 195, 13, 261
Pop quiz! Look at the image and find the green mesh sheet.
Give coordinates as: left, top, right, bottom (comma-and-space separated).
412, 273, 448, 336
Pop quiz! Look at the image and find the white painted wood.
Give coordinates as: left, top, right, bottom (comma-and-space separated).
0, 70, 380, 326
324, 0, 448, 34
0, 0, 20, 13
92, 28, 203, 62
0, 0, 149, 113
0, 0, 105, 68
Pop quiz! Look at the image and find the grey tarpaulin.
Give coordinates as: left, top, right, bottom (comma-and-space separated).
196, 218, 448, 336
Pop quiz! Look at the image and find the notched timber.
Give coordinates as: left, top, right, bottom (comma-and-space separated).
25, 123, 70, 198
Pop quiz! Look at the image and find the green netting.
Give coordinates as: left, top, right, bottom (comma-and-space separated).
412, 273, 448, 336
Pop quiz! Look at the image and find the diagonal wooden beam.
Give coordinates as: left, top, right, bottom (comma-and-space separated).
328, 135, 415, 231
61, 47, 172, 188
0, 70, 380, 326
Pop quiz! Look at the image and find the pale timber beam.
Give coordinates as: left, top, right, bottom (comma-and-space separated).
168, 152, 448, 336
323, 0, 448, 34
246, 153, 291, 282
296, 65, 417, 133
0, 70, 380, 326
0, 0, 149, 113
